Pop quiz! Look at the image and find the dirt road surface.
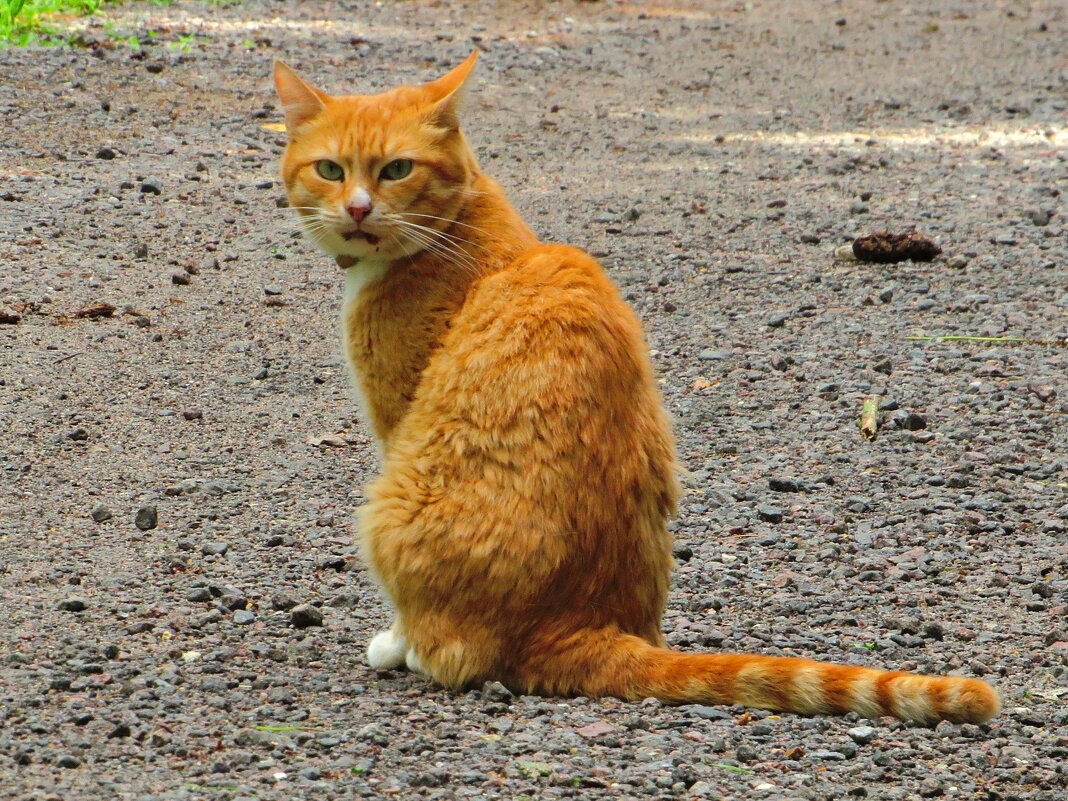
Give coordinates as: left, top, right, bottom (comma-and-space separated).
1, 1, 1065, 799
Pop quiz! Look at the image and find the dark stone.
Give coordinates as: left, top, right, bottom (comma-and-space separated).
757, 505, 784, 523
673, 545, 693, 562
683, 705, 730, 721
481, 680, 514, 703
135, 505, 158, 531
271, 592, 298, 611
58, 597, 88, 612
769, 477, 800, 493
291, 604, 323, 628
140, 178, 162, 195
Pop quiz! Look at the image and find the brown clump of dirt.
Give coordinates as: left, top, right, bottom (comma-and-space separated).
852, 231, 942, 263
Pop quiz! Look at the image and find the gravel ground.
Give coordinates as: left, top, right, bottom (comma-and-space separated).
1, 1, 1066, 799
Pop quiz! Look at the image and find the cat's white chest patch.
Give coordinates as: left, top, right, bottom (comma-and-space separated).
342, 260, 389, 309
341, 260, 389, 437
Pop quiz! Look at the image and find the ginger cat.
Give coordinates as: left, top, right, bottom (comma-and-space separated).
274, 54, 999, 724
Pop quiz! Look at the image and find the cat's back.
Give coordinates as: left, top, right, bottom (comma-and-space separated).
458, 242, 646, 361
401, 242, 673, 463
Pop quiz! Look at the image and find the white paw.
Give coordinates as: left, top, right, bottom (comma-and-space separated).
367, 629, 407, 670
405, 647, 428, 675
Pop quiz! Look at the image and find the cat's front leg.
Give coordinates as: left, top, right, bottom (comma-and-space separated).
367, 619, 408, 670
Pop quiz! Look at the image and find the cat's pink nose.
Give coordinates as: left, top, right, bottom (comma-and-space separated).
347, 200, 372, 223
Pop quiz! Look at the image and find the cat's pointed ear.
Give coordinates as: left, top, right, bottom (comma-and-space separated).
273, 60, 328, 134
421, 51, 479, 131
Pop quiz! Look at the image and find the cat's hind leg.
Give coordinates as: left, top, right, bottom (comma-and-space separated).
367, 620, 408, 670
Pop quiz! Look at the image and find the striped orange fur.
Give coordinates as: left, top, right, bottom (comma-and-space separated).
274, 54, 1000, 725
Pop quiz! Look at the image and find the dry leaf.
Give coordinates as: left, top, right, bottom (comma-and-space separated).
74, 302, 116, 319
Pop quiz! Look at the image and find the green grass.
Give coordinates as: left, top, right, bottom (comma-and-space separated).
713, 762, 753, 776
252, 724, 304, 733
1, 0, 106, 45
0, 0, 226, 47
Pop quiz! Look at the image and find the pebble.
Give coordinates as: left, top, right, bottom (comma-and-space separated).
757, 505, 784, 523
735, 744, 759, 763
291, 604, 323, 628
892, 411, 927, 431
481, 680, 514, 703
233, 610, 255, 625
766, 313, 789, 328
134, 505, 158, 531
919, 778, 944, 797
769, 477, 800, 493
68, 428, 88, 441
182, 409, 203, 421
271, 592, 298, 611
264, 285, 284, 296
683, 705, 731, 721
847, 725, 877, 744
201, 541, 229, 556
171, 272, 191, 286
95, 147, 116, 160
698, 348, 731, 361
90, 504, 112, 522
107, 723, 132, 739
56, 755, 81, 768
140, 178, 162, 195
218, 587, 247, 610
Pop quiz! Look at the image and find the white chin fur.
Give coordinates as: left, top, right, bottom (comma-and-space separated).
367, 629, 408, 670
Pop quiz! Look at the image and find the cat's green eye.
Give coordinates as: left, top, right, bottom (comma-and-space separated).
316, 160, 344, 181
380, 159, 413, 181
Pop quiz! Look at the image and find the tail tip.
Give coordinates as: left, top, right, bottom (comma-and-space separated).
954, 678, 1001, 723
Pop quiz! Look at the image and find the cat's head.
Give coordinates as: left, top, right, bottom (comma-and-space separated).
274, 53, 480, 266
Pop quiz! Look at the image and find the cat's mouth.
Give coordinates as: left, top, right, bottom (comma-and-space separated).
341, 229, 381, 246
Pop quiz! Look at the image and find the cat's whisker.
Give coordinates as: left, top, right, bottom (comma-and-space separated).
397, 227, 470, 270
395, 224, 482, 274
396, 225, 481, 278
393, 212, 508, 247
390, 217, 486, 254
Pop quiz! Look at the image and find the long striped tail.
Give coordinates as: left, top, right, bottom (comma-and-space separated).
522, 629, 1000, 724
